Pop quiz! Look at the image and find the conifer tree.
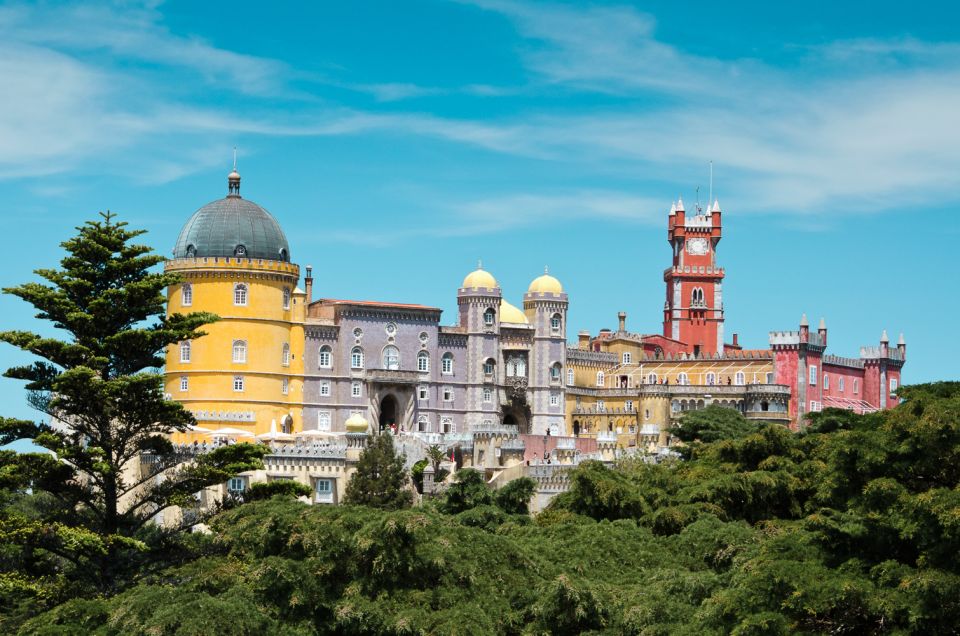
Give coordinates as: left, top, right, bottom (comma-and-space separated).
0, 212, 266, 592
343, 434, 413, 509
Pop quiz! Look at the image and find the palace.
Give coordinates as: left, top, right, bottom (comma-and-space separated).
160, 168, 905, 507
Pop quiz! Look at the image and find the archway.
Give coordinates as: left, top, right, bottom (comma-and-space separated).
503, 413, 517, 426
280, 414, 293, 434
379, 394, 398, 432
573, 420, 581, 436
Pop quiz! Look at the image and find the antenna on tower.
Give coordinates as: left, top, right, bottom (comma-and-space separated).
695, 185, 702, 214
232, 146, 237, 171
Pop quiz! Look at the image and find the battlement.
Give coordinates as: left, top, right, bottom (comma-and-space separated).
166, 256, 300, 277
860, 346, 904, 362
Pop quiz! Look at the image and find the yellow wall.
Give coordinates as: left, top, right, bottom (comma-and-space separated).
164, 257, 303, 441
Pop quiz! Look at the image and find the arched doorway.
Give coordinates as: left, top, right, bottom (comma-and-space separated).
379, 394, 398, 432
280, 414, 293, 434
573, 420, 581, 436
503, 413, 517, 426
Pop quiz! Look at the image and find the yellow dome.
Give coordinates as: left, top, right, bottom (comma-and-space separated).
462, 267, 497, 289
345, 413, 368, 433
528, 268, 563, 294
499, 299, 529, 324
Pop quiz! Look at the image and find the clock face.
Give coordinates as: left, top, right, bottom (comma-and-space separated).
686, 238, 709, 255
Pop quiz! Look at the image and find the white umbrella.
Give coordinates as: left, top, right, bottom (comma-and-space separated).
188, 425, 213, 433
257, 419, 294, 442
296, 429, 338, 438
211, 427, 255, 438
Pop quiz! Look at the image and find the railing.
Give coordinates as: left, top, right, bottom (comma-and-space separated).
470, 423, 520, 435
365, 369, 422, 384
744, 410, 790, 421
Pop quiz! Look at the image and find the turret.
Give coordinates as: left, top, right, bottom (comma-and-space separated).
618, 311, 627, 333
578, 330, 591, 350
799, 313, 809, 343
818, 317, 827, 347
711, 199, 721, 228
880, 330, 889, 357
897, 333, 906, 359
304, 265, 313, 304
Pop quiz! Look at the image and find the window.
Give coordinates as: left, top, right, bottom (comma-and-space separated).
353, 327, 363, 338
483, 387, 492, 403
180, 376, 188, 392
550, 393, 560, 407
419, 331, 429, 344
810, 400, 822, 412
735, 371, 745, 386
417, 351, 429, 373
233, 376, 244, 392
234, 244, 247, 257
551, 313, 562, 334
622, 352, 632, 364
809, 366, 817, 386
315, 479, 333, 504
625, 400, 634, 411
320, 381, 330, 397
706, 372, 716, 385
418, 415, 429, 432
550, 363, 562, 383
823, 374, 830, 390
232, 340, 247, 364
567, 369, 574, 385
691, 287, 705, 307
281, 377, 289, 395
319, 345, 332, 369
281, 343, 290, 367
351, 381, 362, 398
853, 379, 859, 394
418, 385, 428, 401
317, 411, 331, 431
483, 359, 495, 375
351, 347, 364, 369
441, 417, 453, 434
765, 372, 774, 384
678, 372, 689, 385
227, 477, 246, 493
441, 353, 453, 374
483, 308, 495, 327
234, 283, 248, 306
839, 377, 845, 392
890, 378, 898, 394
282, 287, 290, 310
443, 387, 453, 402
385, 322, 397, 337
180, 341, 191, 363
181, 283, 192, 306
647, 372, 657, 384
383, 346, 400, 370
596, 371, 605, 387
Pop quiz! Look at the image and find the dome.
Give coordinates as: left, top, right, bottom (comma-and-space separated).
499, 299, 528, 324
528, 267, 563, 294
345, 413, 369, 434
173, 171, 291, 261
462, 264, 497, 289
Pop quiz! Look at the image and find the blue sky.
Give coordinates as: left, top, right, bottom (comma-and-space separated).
1, 0, 958, 436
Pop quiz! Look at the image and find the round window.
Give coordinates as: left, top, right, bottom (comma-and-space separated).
353, 327, 363, 338
234, 244, 247, 256
419, 331, 428, 344
385, 323, 397, 336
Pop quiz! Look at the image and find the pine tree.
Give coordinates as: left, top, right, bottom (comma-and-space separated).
343, 434, 413, 510
0, 212, 266, 595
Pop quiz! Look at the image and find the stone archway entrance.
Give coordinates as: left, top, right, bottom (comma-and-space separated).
502, 406, 531, 434
379, 394, 399, 432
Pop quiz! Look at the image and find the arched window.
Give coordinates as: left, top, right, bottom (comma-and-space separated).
677, 372, 689, 385
596, 371, 605, 387
567, 368, 574, 386
282, 287, 290, 310
483, 358, 496, 376
441, 352, 453, 374
622, 352, 632, 364
232, 340, 247, 363
351, 347, 364, 369
179, 341, 191, 363
823, 374, 830, 390
383, 346, 400, 370
550, 363, 562, 383
483, 308, 496, 326
318, 345, 332, 369
281, 343, 290, 367
735, 371, 745, 386
417, 351, 429, 373
551, 313, 562, 334
234, 244, 247, 257
706, 372, 716, 385
417, 415, 429, 433
234, 283, 248, 306
181, 283, 192, 306
647, 372, 657, 384
853, 379, 859, 394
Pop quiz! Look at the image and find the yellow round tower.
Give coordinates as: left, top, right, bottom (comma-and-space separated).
164, 168, 305, 439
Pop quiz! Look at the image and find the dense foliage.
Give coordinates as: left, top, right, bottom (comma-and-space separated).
343, 433, 413, 510
5, 382, 957, 634
0, 213, 265, 622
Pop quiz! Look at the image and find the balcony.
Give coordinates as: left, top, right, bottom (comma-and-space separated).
366, 369, 421, 385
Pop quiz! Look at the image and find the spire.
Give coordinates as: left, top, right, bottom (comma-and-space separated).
880, 329, 889, 343
544, 265, 549, 275
477, 259, 483, 270
669, 202, 676, 216
227, 148, 241, 197
898, 332, 906, 345
711, 199, 721, 213
799, 313, 808, 327
675, 196, 685, 212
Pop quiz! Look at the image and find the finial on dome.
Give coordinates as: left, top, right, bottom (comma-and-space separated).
477, 258, 483, 270
227, 148, 241, 197
544, 265, 549, 274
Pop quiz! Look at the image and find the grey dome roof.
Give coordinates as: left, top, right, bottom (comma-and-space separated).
173, 173, 290, 262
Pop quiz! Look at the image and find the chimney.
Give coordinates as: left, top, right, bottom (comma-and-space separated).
618, 311, 626, 332
578, 330, 591, 350
732, 333, 739, 347
304, 265, 313, 304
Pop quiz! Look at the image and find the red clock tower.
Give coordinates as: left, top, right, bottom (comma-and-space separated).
662, 197, 725, 356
